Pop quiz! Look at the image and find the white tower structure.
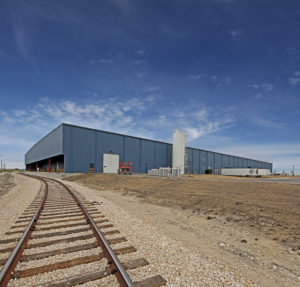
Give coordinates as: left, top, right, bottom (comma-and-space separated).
172, 130, 186, 175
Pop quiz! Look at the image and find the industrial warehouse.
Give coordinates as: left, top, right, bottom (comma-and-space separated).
25, 123, 272, 174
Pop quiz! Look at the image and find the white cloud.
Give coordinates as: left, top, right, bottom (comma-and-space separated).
252, 117, 284, 129
261, 83, 274, 91
132, 60, 147, 65
255, 93, 262, 99
249, 83, 274, 91
145, 94, 157, 102
229, 29, 242, 37
143, 86, 160, 92
110, 0, 131, 13
0, 97, 235, 168
222, 77, 232, 85
189, 74, 206, 80
13, 110, 27, 117
136, 50, 145, 55
99, 59, 113, 64
289, 77, 300, 85
210, 75, 218, 82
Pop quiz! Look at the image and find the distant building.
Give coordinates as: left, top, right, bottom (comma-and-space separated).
25, 123, 272, 173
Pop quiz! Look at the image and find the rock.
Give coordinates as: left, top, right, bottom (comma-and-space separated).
272, 265, 277, 270
241, 239, 247, 243
219, 242, 226, 248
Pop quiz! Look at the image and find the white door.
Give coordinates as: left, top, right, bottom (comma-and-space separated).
103, 153, 119, 174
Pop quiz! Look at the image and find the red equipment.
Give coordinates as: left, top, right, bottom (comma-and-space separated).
119, 162, 133, 175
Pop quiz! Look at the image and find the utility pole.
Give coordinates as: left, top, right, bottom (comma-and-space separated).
292, 165, 295, 176
0, 154, 3, 170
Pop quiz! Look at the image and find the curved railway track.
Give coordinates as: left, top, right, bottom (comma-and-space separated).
0, 174, 166, 287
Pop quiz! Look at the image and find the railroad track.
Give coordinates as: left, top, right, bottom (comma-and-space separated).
0, 174, 166, 287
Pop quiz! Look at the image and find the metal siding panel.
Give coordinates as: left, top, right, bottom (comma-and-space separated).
247, 160, 251, 168
167, 144, 172, 167
140, 140, 155, 172
192, 149, 200, 173
229, 156, 234, 168
156, 142, 168, 168
233, 157, 238, 168
200, 150, 207, 173
63, 125, 72, 172
95, 131, 123, 173
124, 137, 141, 172
25, 125, 63, 164
207, 152, 214, 170
242, 158, 247, 168
187, 148, 193, 172
222, 154, 229, 168
214, 153, 222, 169
239, 157, 243, 168
224, 155, 230, 167
69, 126, 96, 173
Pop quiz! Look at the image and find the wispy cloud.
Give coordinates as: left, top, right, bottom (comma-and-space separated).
251, 117, 284, 129
143, 86, 160, 92
0, 96, 236, 167
188, 74, 206, 80
289, 77, 300, 85
189, 74, 231, 86
249, 83, 274, 91
261, 83, 274, 91
136, 49, 145, 55
229, 29, 242, 37
110, 0, 131, 13
132, 59, 147, 65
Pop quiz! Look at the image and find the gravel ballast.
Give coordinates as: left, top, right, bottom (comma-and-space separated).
0, 173, 41, 239
63, 180, 259, 286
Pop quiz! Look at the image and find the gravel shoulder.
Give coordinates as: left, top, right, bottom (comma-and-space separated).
62, 179, 264, 286
64, 173, 300, 286
0, 173, 41, 239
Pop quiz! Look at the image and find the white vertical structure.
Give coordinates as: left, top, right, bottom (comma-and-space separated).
172, 130, 186, 175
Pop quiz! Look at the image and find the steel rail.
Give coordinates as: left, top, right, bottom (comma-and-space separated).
0, 177, 48, 287
49, 177, 135, 287
21, 174, 135, 287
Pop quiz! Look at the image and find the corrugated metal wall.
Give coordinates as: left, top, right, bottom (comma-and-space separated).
185, 147, 272, 174
63, 125, 172, 173
25, 123, 273, 173
25, 125, 63, 164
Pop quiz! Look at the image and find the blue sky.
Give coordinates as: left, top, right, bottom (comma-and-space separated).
0, 0, 300, 173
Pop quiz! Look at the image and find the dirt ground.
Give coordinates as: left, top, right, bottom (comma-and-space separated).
0, 172, 15, 197
0, 173, 41, 239
66, 174, 300, 286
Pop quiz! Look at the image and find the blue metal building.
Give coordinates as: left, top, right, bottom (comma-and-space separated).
25, 123, 273, 173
